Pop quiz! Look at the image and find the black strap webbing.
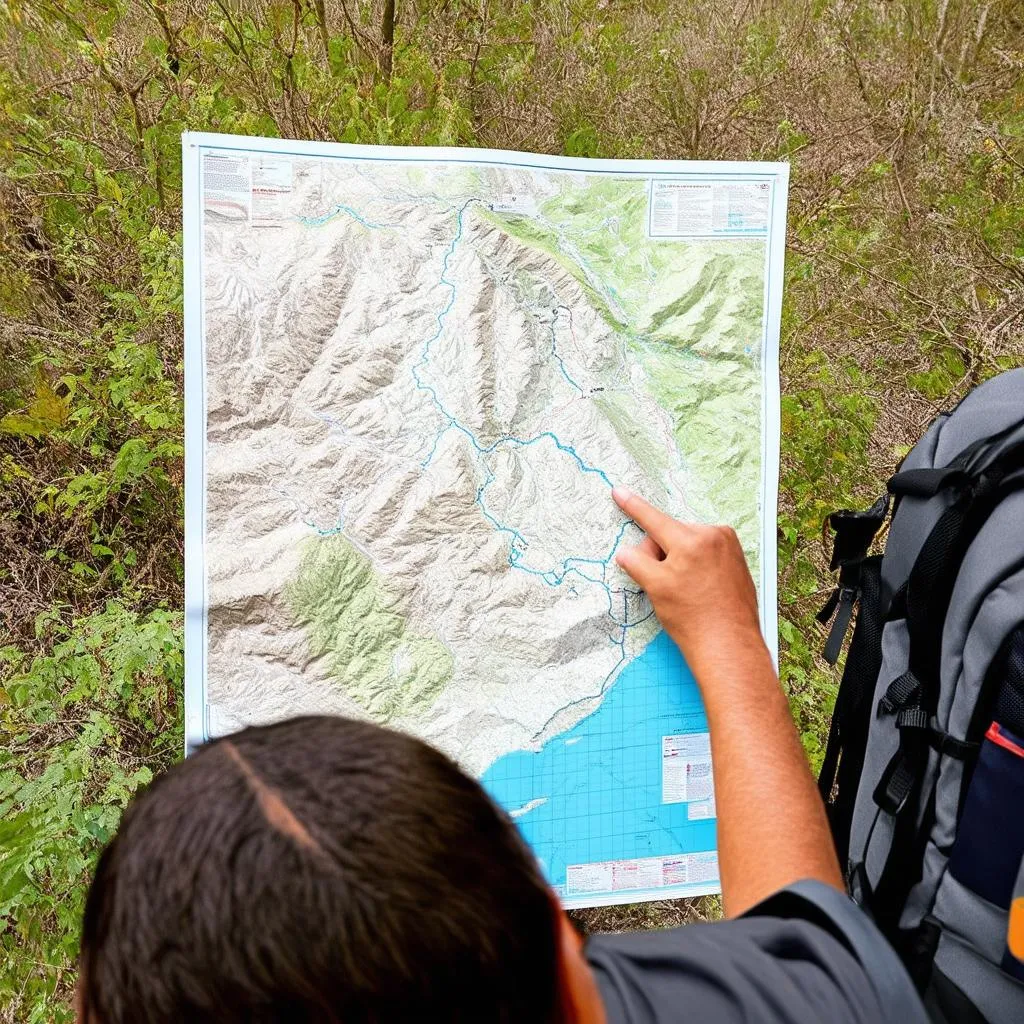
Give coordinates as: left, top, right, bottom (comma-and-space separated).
817, 495, 890, 666
818, 556, 885, 866
820, 587, 857, 665
816, 494, 890, 869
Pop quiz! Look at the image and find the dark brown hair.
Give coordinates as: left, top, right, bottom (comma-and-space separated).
79, 715, 560, 1023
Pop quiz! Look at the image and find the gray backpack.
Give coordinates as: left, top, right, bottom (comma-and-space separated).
817, 368, 1024, 1022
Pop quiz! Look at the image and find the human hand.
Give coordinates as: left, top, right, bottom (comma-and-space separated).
612, 487, 765, 673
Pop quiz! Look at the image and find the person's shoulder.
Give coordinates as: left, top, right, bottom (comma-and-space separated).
586, 882, 928, 1024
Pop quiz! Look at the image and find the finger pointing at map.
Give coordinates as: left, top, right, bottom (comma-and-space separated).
612, 487, 763, 677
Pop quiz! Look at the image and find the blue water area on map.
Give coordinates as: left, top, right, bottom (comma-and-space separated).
481, 629, 717, 896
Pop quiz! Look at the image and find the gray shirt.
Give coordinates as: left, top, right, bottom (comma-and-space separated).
586, 882, 929, 1023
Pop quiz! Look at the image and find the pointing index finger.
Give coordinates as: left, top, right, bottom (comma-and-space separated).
612, 487, 678, 549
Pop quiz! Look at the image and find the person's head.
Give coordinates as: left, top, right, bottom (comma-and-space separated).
78, 715, 601, 1023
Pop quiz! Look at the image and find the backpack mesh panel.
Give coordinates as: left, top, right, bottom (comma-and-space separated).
994, 627, 1024, 736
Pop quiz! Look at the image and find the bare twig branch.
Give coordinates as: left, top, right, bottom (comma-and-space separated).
381, 0, 397, 81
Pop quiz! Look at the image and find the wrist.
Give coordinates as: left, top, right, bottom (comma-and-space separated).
671, 620, 768, 664
673, 624, 777, 694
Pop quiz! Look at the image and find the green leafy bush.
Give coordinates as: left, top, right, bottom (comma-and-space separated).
0, 604, 182, 1021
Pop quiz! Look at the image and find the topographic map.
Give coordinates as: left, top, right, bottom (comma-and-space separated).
184, 135, 786, 907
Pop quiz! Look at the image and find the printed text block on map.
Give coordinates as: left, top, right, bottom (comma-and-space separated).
183, 134, 787, 908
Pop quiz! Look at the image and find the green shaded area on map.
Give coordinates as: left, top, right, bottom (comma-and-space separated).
286, 535, 453, 721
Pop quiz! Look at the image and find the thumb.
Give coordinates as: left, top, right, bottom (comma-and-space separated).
614, 544, 663, 592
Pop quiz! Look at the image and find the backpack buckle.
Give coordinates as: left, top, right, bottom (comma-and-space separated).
824, 495, 891, 571
878, 670, 922, 717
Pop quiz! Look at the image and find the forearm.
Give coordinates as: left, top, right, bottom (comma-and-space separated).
689, 630, 844, 918
607, 487, 844, 917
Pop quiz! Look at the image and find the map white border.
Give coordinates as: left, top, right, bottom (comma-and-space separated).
182, 132, 787, 907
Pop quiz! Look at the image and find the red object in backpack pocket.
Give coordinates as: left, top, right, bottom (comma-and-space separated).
948, 722, 1024, 910
987, 722, 1024, 758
